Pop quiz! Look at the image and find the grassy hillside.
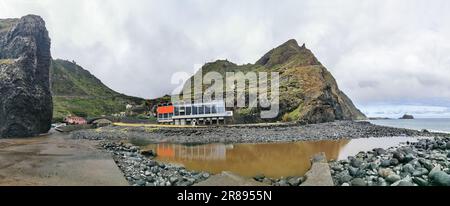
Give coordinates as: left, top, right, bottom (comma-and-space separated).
179, 39, 366, 124
50, 59, 145, 121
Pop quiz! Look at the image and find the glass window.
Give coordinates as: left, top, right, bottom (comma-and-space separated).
212, 105, 217, 114
205, 105, 211, 114
193, 106, 198, 115
199, 106, 204, 115
179, 106, 185, 115
218, 106, 225, 113
186, 106, 191, 115
174, 106, 179, 116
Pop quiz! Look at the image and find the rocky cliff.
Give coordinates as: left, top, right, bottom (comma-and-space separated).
0, 15, 52, 137
180, 39, 366, 124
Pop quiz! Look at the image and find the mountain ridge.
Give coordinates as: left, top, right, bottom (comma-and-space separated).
178, 39, 366, 124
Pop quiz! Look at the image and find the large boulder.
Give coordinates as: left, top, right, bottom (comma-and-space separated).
0, 15, 52, 138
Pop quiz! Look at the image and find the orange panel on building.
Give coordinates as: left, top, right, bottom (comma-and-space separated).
157, 145, 175, 158
157, 105, 174, 114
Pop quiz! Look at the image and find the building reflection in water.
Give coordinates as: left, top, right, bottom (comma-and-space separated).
154, 144, 228, 161
138, 136, 426, 178
143, 140, 350, 178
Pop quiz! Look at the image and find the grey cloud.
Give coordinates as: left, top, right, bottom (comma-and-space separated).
358, 80, 379, 89
1, 0, 450, 116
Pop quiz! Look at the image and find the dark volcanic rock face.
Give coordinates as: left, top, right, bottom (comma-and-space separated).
0, 15, 52, 138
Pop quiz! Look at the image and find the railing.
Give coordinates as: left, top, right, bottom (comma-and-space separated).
172, 112, 232, 120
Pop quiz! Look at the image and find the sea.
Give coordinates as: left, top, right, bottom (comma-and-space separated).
368, 118, 450, 133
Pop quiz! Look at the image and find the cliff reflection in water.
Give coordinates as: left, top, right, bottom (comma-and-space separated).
143, 140, 350, 178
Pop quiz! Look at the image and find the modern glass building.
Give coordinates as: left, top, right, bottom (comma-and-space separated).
157, 100, 233, 125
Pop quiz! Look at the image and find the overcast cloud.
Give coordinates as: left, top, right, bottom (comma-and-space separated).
1, 0, 450, 117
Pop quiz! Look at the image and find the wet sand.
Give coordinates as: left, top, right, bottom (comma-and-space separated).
0, 131, 128, 186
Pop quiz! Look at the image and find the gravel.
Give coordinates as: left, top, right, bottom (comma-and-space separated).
100, 141, 209, 186
329, 137, 450, 186
67, 120, 450, 186
252, 174, 305, 186
71, 121, 448, 144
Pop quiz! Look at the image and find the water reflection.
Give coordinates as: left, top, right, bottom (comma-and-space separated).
153, 144, 228, 160
140, 136, 426, 178
336, 136, 427, 160
143, 140, 350, 178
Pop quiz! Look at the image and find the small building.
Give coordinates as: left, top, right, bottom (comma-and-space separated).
126, 104, 133, 110
63, 116, 87, 125
92, 118, 112, 128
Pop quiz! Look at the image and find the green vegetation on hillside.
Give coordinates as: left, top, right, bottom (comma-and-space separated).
51, 59, 145, 121
0, 59, 14, 65
0, 18, 18, 34
177, 39, 366, 124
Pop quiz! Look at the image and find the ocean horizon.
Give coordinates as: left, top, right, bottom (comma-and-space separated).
368, 118, 450, 133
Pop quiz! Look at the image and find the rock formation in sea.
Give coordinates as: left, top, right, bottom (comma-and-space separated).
0, 15, 52, 137
400, 114, 414, 119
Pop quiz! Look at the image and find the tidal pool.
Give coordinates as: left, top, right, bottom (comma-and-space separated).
135, 136, 426, 178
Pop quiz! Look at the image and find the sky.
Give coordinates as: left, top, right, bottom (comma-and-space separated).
1, 0, 450, 118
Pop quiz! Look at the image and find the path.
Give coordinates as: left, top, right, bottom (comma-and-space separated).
0, 131, 128, 186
